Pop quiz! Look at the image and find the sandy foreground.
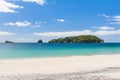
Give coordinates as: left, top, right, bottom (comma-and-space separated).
0, 55, 120, 80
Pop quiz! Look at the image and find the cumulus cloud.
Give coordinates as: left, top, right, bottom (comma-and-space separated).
34, 29, 120, 37
56, 19, 65, 23
22, 0, 46, 5
5, 21, 31, 27
0, 31, 14, 36
0, 0, 46, 13
0, 0, 23, 13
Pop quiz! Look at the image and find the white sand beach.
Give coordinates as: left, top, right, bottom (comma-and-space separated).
0, 54, 120, 80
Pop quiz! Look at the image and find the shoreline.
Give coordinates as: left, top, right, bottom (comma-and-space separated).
0, 54, 120, 79
0, 53, 119, 60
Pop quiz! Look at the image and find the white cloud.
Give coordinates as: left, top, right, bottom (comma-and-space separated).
0, 0, 46, 13
19, 38, 32, 41
0, 0, 23, 13
34, 29, 120, 37
22, 0, 46, 5
56, 19, 65, 23
93, 26, 115, 30
110, 15, 120, 24
98, 14, 120, 24
34, 30, 91, 37
113, 16, 120, 19
95, 30, 120, 36
0, 31, 14, 36
110, 22, 120, 24
98, 14, 110, 18
4, 21, 46, 27
32, 21, 44, 27
99, 14, 120, 24
5, 21, 31, 27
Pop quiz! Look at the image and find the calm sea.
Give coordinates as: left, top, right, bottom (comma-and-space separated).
0, 43, 120, 59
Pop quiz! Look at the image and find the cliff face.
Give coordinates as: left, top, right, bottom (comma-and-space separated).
49, 35, 104, 43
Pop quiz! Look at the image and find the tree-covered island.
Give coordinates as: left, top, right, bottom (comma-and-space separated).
49, 35, 104, 43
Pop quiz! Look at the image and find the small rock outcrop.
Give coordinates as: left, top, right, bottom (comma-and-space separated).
38, 39, 43, 43
5, 41, 14, 43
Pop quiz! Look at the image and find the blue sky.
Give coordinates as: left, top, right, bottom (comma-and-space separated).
0, 0, 120, 42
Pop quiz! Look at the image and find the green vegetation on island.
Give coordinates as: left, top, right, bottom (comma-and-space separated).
49, 35, 104, 43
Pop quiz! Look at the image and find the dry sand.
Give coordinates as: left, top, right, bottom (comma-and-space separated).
0, 54, 120, 80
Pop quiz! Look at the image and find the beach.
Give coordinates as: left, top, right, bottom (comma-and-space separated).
0, 0, 120, 79
0, 54, 120, 80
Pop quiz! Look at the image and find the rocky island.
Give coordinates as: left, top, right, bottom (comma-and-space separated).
5, 41, 14, 43
37, 39, 43, 43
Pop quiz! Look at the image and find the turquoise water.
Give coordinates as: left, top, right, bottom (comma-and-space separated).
0, 43, 120, 59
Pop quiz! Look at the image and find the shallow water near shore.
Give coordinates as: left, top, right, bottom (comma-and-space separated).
0, 43, 120, 59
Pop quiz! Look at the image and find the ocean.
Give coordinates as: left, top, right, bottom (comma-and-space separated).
0, 43, 120, 59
